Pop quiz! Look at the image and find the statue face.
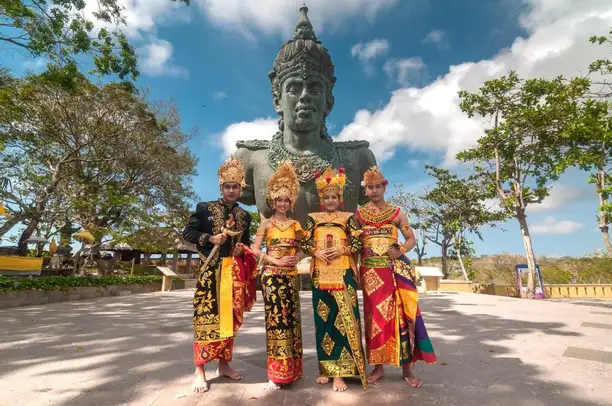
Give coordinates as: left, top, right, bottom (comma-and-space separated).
276, 75, 329, 132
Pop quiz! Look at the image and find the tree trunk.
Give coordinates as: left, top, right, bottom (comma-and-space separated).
516, 208, 538, 299
596, 169, 611, 256
456, 247, 469, 281
602, 226, 612, 257
17, 219, 39, 256
0, 216, 19, 238
440, 239, 449, 278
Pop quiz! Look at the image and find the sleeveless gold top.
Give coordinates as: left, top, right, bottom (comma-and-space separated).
263, 218, 303, 274
356, 204, 401, 268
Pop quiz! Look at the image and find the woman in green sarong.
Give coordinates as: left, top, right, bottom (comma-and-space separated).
302, 167, 367, 392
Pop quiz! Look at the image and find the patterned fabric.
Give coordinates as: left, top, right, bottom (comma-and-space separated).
312, 269, 367, 389
183, 199, 255, 366
304, 211, 367, 388
262, 221, 303, 384
356, 205, 437, 367
192, 251, 257, 366
302, 212, 361, 290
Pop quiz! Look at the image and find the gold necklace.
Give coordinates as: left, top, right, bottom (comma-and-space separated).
271, 217, 295, 231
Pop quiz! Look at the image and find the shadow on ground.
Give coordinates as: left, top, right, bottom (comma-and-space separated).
0, 291, 605, 405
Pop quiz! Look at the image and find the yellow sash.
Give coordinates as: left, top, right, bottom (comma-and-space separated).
219, 257, 234, 338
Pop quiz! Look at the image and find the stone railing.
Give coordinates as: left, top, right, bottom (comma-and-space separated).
438, 280, 612, 299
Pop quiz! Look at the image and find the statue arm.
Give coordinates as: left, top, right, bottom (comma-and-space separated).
358, 147, 378, 205
234, 148, 256, 206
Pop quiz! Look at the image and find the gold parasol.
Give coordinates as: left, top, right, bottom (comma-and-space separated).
0, 203, 8, 217
72, 230, 95, 244
49, 238, 58, 255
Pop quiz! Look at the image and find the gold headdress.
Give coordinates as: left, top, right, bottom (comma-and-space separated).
218, 157, 246, 187
363, 166, 388, 187
266, 161, 299, 209
315, 167, 346, 209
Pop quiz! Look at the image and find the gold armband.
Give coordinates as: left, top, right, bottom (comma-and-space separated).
401, 224, 411, 233
399, 245, 408, 254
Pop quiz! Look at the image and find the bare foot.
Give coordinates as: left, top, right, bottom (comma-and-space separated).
217, 362, 242, 380
367, 365, 384, 383
268, 380, 282, 390
403, 365, 423, 388
332, 377, 348, 392
192, 367, 209, 393
316, 376, 330, 385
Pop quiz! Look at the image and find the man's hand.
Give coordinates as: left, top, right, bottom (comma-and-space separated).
209, 233, 227, 245
387, 246, 402, 260
233, 243, 245, 256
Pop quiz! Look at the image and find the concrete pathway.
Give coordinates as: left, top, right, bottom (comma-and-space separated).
0, 290, 610, 406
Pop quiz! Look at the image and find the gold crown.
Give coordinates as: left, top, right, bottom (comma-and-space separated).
363, 166, 387, 186
218, 157, 246, 187
267, 161, 299, 209
315, 167, 346, 207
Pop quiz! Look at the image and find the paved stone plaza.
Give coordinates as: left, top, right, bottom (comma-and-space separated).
0, 290, 610, 406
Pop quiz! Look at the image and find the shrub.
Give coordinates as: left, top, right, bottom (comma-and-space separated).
0, 275, 183, 292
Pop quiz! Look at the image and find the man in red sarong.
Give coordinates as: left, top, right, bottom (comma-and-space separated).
355, 166, 437, 387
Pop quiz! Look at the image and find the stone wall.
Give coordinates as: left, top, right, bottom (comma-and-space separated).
0, 279, 185, 309
437, 281, 612, 299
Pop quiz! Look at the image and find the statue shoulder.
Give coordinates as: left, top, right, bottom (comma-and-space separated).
333, 140, 371, 150
236, 139, 270, 151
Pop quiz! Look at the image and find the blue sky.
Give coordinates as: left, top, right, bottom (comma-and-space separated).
4, 0, 612, 258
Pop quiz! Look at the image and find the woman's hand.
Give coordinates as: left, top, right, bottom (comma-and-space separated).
277, 255, 298, 268
314, 249, 331, 264
326, 246, 346, 260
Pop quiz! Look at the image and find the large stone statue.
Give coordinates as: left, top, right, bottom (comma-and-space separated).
234, 5, 378, 226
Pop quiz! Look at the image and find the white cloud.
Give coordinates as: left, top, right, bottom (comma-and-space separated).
138, 40, 188, 77
214, 91, 228, 100
351, 39, 390, 75
351, 39, 390, 61
383, 57, 427, 86
483, 183, 584, 214
219, 118, 278, 157
531, 216, 584, 234
84, 0, 190, 77
195, 0, 400, 38
422, 29, 445, 44
528, 184, 584, 213
217, 0, 612, 165
335, 0, 612, 164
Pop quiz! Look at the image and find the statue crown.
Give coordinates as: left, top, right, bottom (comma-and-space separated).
269, 5, 336, 97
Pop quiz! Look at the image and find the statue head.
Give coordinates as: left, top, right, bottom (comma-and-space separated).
269, 6, 336, 136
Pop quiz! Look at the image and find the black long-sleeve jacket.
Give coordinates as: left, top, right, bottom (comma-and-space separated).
182, 199, 251, 265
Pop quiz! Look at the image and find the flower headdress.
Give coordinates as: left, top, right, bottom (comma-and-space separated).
363, 166, 388, 187
266, 161, 299, 209
314, 167, 346, 210
218, 157, 246, 187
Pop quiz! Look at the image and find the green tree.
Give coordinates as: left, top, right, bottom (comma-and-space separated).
0, 69, 197, 254
0, 0, 190, 81
457, 72, 588, 297
422, 165, 507, 279
565, 29, 612, 256
388, 185, 434, 266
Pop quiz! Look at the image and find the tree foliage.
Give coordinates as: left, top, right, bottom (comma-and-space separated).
0, 69, 197, 254
457, 72, 588, 297
421, 165, 507, 278
0, 0, 190, 81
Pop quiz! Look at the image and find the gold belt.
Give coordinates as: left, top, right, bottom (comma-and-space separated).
362, 256, 390, 268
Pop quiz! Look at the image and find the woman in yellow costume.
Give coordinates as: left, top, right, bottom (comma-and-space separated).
302, 167, 367, 392
252, 161, 304, 390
